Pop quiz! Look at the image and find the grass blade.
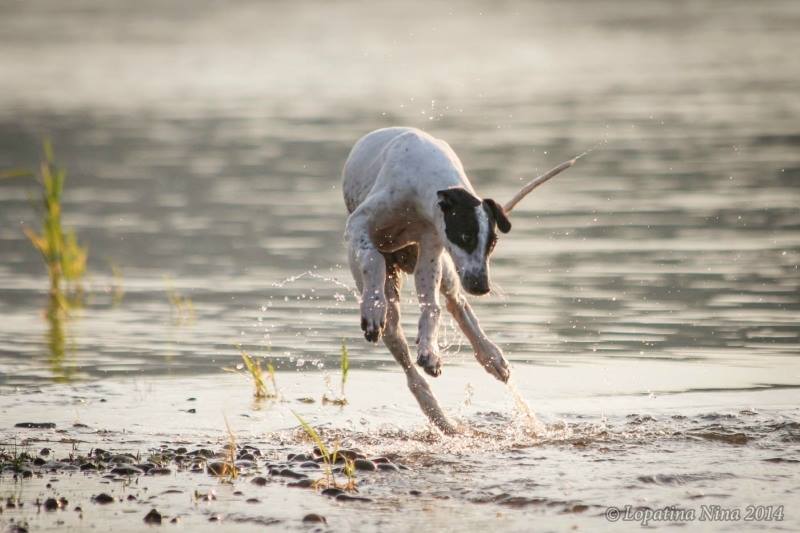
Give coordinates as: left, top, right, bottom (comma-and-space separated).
291, 410, 329, 463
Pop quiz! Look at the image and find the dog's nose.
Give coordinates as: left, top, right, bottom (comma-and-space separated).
464, 275, 490, 296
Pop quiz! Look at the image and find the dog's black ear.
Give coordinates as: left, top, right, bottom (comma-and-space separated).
483, 198, 512, 233
437, 187, 481, 210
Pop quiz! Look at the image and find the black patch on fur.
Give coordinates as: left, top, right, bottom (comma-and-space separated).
437, 188, 481, 253
483, 198, 511, 234
482, 198, 511, 255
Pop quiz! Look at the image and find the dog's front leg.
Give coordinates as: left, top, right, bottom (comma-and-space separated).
345, 204, 387, 342
440, 255, 510, 382
414, 235, 444, 377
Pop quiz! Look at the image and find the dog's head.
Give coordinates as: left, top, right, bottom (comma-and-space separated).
436, 187, 511, 295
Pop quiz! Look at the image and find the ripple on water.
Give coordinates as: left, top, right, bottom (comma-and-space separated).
636, 472, 737, 487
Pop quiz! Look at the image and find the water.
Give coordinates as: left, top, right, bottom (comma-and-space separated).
1, 0, 799, 531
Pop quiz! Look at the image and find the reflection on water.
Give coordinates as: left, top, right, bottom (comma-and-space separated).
44, 293, 74, 383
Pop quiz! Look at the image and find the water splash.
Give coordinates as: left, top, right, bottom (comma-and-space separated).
270, 270, 358, 298
506, 378, 546, 435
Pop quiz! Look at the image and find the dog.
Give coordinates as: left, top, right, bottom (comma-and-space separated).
342, 127, 576, 433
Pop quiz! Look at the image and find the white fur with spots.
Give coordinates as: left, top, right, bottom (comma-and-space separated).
342, 127, 510, 433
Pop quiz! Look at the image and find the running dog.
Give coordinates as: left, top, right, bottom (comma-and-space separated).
342, 127, 576, 433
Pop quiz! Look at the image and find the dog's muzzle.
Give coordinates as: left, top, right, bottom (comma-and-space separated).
462, 272, 490, 295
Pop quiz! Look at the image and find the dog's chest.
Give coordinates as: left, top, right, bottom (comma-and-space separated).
371, 209, 430, 253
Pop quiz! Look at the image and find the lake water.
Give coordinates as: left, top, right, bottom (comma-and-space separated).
1, 0, 799, 531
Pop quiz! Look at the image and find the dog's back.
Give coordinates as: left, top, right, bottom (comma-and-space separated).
342, 127, 466, 214
342, 127, 414, 214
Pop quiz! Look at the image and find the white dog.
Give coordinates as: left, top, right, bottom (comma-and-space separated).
342, 127, 575, 433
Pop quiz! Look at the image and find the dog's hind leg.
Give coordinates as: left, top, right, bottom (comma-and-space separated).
382, 262, 458, 435
440, 255, 511, 383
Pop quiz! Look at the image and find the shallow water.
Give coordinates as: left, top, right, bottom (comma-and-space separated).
1, 0, 799, 531
2, 371, 799, 531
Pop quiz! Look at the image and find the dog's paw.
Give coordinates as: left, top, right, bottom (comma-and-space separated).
416, 345, 442, 377
475, 341, 510, 383
360, 296, 386, 343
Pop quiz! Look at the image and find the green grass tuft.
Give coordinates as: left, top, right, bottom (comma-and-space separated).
292, 411, 356, 491
222, 415, 239, 482
227, 346, 278, 400
323, 339, 350, 405
21, 141, 87, 312
165, 278, 195, 325
340, 339, 349, 397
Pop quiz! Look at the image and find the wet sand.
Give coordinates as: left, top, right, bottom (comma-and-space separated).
3, 366, 798, 531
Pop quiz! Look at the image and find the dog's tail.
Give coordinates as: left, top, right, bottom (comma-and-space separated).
503, 140, 606, 213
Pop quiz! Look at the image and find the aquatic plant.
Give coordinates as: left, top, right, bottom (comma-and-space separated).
109, 261, 125, 306
0, 442, 32, 472
322, 340, 349, 405
266, 359, 278, 396
0, 168, 30, 180
227, 346, 278, 400
165, 278, 195, 325
341, 455, 357, 491
206, 416, 239, 482
292, 411, 356, 491
340, 339, 349, 398
292, 411, 337, 488
2, 142, 87, 381
241, 348, 268, 399
221, 415, 239, 482
20, 141, 87, 311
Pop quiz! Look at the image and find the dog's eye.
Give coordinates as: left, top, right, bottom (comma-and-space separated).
460, 233, 476, 248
